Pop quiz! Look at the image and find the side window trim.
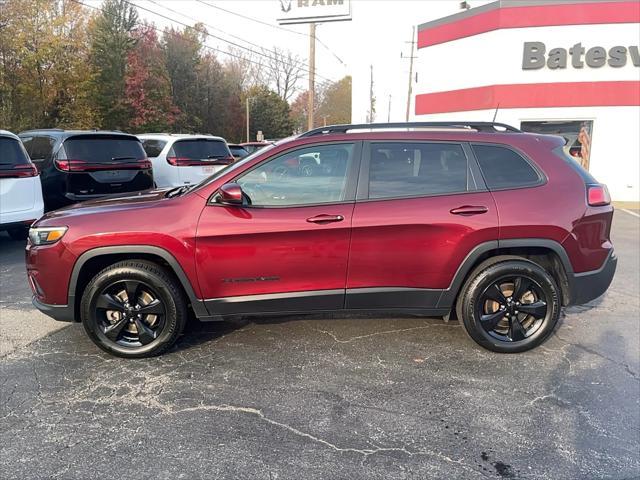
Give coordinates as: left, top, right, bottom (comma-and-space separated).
463, 142, 488, 191
470, 142, 547, 191
210, 140, 363, 209
357, 140, 475, 202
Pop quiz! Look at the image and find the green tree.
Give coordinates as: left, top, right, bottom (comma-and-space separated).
89, 0, 138, 130
163, 25, 205, 132
247, 85, 294, 140
317, 76, 351, 127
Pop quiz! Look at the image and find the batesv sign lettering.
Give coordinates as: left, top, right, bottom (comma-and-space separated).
522, 42, 640, 70
277, 0, 351, 25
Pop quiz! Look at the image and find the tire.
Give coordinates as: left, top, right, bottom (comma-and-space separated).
80, 260, 187, 358
457, 258, 561, 353
7, 227, 29, 241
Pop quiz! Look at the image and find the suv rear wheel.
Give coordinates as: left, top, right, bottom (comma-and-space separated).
457, 258, 561, 353
80, 260, 187, 358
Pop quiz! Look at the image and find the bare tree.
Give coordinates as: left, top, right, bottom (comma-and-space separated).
224, 46, 265, 91
262, 46, 304, 102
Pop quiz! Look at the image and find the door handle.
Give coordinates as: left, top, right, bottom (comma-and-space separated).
450, 205, 488, 215
306, 214, 345, 224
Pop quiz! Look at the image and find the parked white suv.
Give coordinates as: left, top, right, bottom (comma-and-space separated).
138, 134, 235, 188
0, 130, 44, 240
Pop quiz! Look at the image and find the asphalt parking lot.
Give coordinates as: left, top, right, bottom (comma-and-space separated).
1, 211, 638, 480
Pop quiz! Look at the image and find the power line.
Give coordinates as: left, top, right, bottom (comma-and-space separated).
195, 0, 346, 66
70, 0, 333, 95
143, 0, 330, 82
126, 0, 333, 83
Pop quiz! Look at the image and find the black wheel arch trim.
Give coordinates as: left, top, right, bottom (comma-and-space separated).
437, 238, 576, 309
68, 245, 208, 321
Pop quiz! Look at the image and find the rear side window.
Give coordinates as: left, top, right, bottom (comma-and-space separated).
472, 145, 541, 190
24, 136, 56, 161
141, 139, 167, 158
368, 142, 468, 199
169, 139, 230, 160
63, 136, 146, 163
0, 137, 30, 166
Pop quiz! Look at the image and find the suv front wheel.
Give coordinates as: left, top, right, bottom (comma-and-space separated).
457, 258, 561, 353
80, 260, 187, 358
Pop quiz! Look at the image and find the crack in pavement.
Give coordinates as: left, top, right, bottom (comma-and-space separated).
169, 403, 489, 478
553, 333, 639, 381
315, 322, 458, 344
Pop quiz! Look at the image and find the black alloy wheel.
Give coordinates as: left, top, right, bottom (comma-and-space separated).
458, 258, 561, 353
81, 260, 187, 358
476, 276, 548, 342
95, 279, 166, 348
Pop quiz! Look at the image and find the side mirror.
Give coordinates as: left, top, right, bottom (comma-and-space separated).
218, 182, 243, 205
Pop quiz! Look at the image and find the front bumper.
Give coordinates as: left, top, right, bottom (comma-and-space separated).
568, 249, 617, 305
32, 296, 75, 322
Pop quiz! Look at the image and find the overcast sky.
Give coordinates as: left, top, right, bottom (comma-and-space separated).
111, 0, 492, 122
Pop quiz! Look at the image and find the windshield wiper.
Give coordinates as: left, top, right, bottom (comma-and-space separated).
165, 185, 192, 198
111, 156, 138, 161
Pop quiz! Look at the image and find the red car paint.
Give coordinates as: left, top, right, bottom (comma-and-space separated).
26, 129, 615, 319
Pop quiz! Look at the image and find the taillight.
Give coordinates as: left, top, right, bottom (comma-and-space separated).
167, 156, 234, 167
587, 184, 611, 206
55, 159, 151, 172
0, 164, 38, 178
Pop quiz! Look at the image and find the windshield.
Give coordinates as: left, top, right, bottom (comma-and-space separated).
190, 142, 278, 192
64, 136, 146, 163
0, 137, 31, 166
170, 139, 230, 159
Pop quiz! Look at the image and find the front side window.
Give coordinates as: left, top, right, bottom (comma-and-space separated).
472, 144, 541, 190
236, 143, 355, 206
368, 142, 469, 199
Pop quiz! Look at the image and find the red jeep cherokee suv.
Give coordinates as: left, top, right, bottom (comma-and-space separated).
26, 122, 616, 358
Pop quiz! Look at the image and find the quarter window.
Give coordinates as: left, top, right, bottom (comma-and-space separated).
27, 136, 55, 161
236, 143, 355, 206
368, 143, 468, 199
472, 145, 541, 190
141, 139, 167, 158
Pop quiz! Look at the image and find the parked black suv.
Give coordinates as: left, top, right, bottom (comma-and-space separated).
19, 130, 153, 211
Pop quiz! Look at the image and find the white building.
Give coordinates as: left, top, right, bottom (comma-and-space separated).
412, 0, 640, 203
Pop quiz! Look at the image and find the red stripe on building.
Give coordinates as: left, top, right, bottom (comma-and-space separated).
418, 2, 640, 48
415, 81, 640, 115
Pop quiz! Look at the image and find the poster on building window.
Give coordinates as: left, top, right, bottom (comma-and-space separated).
520, 120, 593, 170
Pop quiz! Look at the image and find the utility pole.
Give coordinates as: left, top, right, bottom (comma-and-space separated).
368, 64, 375, 123
308, 23, 316, 130
245, 97, 250, 143
321, 115, 330, 127
387, 94, 392, 122
404, 26, 416, 122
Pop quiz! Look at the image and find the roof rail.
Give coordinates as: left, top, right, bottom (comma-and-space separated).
299, 121, 521, 138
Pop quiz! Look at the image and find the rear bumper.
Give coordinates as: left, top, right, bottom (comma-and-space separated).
568, 249, 617, 305
32, 296, 75, 322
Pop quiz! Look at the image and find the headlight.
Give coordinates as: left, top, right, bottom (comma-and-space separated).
28, 226, 68, 246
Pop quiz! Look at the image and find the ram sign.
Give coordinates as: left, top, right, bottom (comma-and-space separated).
277, 0, 352, 25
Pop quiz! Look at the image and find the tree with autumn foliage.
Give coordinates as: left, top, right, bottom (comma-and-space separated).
124, 25, 180, 133
0, 0, 96, 130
